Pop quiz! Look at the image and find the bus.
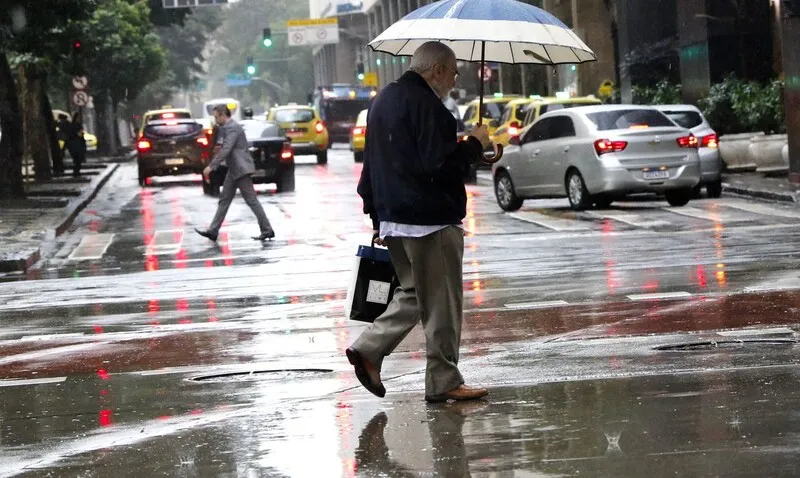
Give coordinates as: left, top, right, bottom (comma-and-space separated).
203, 98, 242, 122
311, 84, 377, 144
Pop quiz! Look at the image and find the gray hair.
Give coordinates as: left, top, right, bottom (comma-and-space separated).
409, 41, 456, 73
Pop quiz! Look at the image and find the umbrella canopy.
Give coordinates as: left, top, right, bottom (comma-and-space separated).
368, 0, 596, 65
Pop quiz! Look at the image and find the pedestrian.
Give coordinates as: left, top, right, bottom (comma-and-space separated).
55, 113, 70, 175
346, 41, 493, 403
65, 111, 87, 177
195, 104, 275, 242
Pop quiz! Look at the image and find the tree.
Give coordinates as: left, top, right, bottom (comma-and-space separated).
0, 1, 95, 195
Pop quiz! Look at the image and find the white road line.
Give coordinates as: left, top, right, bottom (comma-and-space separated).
627, 291, 692, 301
68, 233, 115, 261
504, 300, 570, 309
509, 211, 592, 231
662, 206, 751, 223
0, 376, 67, 387
722, 201, 800, 219
717, 327, 795, 337
589, 212, 671, 228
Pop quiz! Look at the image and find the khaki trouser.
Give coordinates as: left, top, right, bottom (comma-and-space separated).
352, 225, 465, 396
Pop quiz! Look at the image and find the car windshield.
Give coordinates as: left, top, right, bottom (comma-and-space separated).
144, 122, 201, 138
481, 102, 507, 121
663, 111, 704, 129
586, 109, 675, 131
274, 109, 315, 123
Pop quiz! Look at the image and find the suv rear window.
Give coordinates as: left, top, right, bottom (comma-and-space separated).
274, 109, 315, 123
144, 122, 202, 138
662, 111, 704, 129
586, 109, 674, 131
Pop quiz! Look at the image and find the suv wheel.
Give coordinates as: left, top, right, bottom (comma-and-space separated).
566, 170, 592, 211
317, 150, 328, 165
706, 179, 723, 198
665, 188, 693, 207
276, 169, 295, 193
494, 171, 523, 211
138, 167, 149, 187
354, 151, 364, 163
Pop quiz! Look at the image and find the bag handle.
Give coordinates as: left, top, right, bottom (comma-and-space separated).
371, 232, 380, 248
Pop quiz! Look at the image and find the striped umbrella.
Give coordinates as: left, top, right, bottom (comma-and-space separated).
368, 0, 596, 161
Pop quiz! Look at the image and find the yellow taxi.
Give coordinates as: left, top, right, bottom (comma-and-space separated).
461, 94, 523, 137
521, 95, 604, 128
491, 98, 536, 146
137, 108, 193, 139
267, 104, 330, 165
349, 109, 368, 163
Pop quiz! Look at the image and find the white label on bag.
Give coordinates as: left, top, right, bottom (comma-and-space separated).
366, 280, 391, 304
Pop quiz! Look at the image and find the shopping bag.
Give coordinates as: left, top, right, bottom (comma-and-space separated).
344, 235, 400, 323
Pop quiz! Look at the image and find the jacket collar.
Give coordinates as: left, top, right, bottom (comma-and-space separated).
400, 70, 440, 98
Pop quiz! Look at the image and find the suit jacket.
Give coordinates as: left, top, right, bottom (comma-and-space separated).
209, 119, 255, 180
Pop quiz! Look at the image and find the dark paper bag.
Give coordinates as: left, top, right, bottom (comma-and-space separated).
345, 237, 399, 323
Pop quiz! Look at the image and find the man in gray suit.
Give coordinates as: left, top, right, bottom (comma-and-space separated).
195, 105, 275, 242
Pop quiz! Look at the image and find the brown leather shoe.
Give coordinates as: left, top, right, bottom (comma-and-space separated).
425, 384, 488, 403
346, 348, 386, 398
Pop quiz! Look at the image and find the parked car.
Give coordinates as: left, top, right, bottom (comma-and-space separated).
136, 118, 211, 186
202, 119, 295, 196
491, 105, 701, 211
654, 104, 722, 198
350, 109, 367, 163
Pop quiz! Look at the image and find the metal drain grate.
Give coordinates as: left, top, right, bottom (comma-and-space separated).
189, 368, 334, 383
655, 339, 800, 351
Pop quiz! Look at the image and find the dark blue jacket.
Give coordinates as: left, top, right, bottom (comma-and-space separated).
357, 71, 483, 228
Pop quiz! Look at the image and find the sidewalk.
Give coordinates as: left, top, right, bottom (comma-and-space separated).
0, 156, 122, 273
722, 172, 800, 203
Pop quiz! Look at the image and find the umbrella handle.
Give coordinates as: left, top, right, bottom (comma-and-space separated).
481, 143, 504, 164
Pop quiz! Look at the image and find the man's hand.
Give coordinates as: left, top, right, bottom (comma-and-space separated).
203, 166, 212, 184
372, 231, 385, 246
470, 124, 492, 149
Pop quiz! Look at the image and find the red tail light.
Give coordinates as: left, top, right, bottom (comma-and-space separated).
352, 126, 365, 136
677, 135, 699, 148
508, 121, 521, 137
137, 139, 152, 152
280, 142, 294, 161
197, 137, 209, 147
594, 139, 628, 155
700, 133, 718, 148
314, 121, 325, 134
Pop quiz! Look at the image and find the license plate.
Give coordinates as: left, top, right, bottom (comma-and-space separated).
643, 169, 669, 180
164, 158, 184, 166
287, 132, 304, 138
253, 169, 274, 178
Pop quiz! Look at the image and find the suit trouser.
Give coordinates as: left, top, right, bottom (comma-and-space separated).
351, 225, 465, 397
208, 173, 272, 235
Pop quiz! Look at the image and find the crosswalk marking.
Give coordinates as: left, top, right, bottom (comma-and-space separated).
626, 291, 692, 301
505, 300, 570, 309
68, 233, 115, 261
147, 230, 183, 254
722, 200, 800, 219
510, 210, 592, 231
590, 211, 671, 228
662, 205, 751, 223
0, 377, 67, 387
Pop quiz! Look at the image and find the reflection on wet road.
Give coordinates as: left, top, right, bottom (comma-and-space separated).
1, 150, 800, 476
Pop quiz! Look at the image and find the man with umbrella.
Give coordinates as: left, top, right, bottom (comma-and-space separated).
346, 41, 492, 402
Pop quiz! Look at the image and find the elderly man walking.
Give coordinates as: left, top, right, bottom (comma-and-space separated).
346, 41, 493, 402
195, 105, 275, 242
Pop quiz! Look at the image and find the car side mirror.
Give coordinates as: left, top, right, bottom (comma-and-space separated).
509, 136, 521, 146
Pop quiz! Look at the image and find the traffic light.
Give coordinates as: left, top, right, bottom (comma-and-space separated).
356, 61, 365, 81
262, 28, 273, 48
246, 56, 256, 75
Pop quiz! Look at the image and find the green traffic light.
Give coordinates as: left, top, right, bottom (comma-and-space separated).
247, 65, 256, 75
263, 38, 273, 47
357, 73, 365, 81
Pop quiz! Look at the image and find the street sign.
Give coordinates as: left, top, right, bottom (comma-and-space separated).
72, 90, 89, 106
162, 0, 227, 8
363, 72, 378, 87
479, 65, 492, 82
287, 18, 339, 46
72, 76, 88, 90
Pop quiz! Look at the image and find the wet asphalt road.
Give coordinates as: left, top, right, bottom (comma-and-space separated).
1, 147, 800, 476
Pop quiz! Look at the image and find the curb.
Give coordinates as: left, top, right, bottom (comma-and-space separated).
54, 164, 120, 236
0, 247, 40, 274
722, 184, 798, 203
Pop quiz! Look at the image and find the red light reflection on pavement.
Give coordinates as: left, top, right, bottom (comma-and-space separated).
696, 265, 708, 288
220, 231, 234, 266
98, 409, 113, 427
97, 369, 110, 381
93, 325, 104, 334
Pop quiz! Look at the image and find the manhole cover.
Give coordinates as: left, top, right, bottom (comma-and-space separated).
655, 339, 799, 351
189, 368, 333, 383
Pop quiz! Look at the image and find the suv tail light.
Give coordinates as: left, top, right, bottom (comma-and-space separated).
314, 121, 325, 134
137, 139, 152, 152
700, 133, 718, 148
594, 139, 627, 155
352, 126, 365, 136
197, 136, 209, 147
508, 121, 521, 137
677, 135, 699, 148
280, 142, 294, 161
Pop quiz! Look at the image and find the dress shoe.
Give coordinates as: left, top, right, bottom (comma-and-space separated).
346, 348, 386, 398
252, 229, 275, 241
425, 384, 488, 403
195, 228, 218, 242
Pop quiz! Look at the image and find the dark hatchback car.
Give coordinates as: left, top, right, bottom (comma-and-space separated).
202, 119, 295, 196
136, 118, 211, 186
